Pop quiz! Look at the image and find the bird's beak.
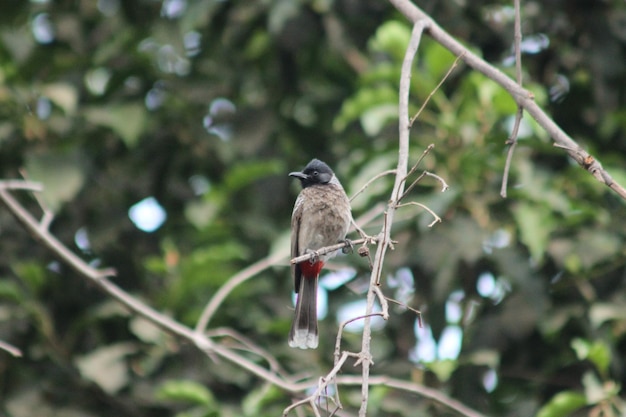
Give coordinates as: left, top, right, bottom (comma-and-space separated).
289, 171, 309, 180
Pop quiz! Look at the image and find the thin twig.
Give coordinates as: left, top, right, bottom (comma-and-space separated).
195, 252, 285, 333
18, 169, 54, 230
500, 0, 524, 198
334, 313, 386, 368
349, 169, 397, 202
396, 201, 442, 227
372, 285, 389, 319
403, 144, 434, 183
384, 296, 422, 318
409, 52, 465, 127
283, 351, 361, 417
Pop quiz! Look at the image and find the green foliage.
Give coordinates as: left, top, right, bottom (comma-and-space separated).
1, 1, 626, 417
536, 391, 587, 417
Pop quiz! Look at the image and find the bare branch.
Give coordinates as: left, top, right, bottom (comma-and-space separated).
356, 19, 430, 417
290, 238, 376, 265
0, 340, 23, 357
349, 169, 397, 202
195, 252, 285, 333
0, 180, 43, 192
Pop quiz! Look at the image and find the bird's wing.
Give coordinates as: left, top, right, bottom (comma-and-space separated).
291, 194, 303, 293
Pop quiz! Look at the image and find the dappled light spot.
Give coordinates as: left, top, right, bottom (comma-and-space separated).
32, 13, 54, 44
74, 226, 91, 252
445, 290, 464, 324
411, 324, 436, 363
145, 83, 167, 110
320, 267, 356, 290
387, 267, 415, 305
157, 44, 190, 75
483, 368, 499, 392
483, 228, 511, 254
477, 272, 510, 304
550, 74, 570, 102
336, 299, 385, 333
203, 98, 236, 141
128, 197, 167, 232
184, 31, 202, 57
36, 97, 51, 120
438, 325, 463, 360
188, 175, 211, 196
161, 0, 187, 19
97, 0, 120, 17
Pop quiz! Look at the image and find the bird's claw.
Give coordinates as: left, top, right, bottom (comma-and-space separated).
341, 239, 354, 254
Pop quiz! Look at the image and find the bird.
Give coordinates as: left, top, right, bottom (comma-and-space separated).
288, 159, 352, 349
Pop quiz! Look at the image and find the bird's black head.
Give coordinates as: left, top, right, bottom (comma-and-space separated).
289, 159, 335, 188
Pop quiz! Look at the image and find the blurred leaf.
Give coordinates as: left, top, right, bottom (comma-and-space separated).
581, 371, 614, 404
24, 149, 86, 212
465, 349, 500, 368
423, 40, 457, 81
512, 201, 555, 264
549, 229, 620, 273
360, 103, 398, 136
589, 302, 626, 328
369, 20, 411, 61
83, 103, 146, 148
242, 384, 282, 416
42, 83, 78, 115
223, 160, 283, 191
0, 279, 23, 302
334, 86, 397, 133
156, 380, 216, 407
12, 262, 46, 294
129, 316, 163, 344
425, 359, 458, 382
536, 391, 587, 417
75, 343, 137, 394
571, 338, 611, 376
185, 199, 220, 229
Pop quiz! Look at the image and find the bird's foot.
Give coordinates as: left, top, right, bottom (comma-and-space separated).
341, 238, 353, 254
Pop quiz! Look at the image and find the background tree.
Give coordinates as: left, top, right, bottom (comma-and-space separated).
1, 0, 625, 416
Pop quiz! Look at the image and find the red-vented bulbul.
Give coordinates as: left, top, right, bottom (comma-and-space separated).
288, 159, 352, 349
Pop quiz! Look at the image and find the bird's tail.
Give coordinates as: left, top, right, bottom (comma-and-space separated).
288, 275, 318, 349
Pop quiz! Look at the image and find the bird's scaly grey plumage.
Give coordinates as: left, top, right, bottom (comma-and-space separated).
288, 159, 351, 349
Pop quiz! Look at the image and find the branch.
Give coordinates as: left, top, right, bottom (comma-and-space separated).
388, 0, 626, 201
1, 180, 480, 417
0, 181, 302, 393
356, 19, 430, 417
0, 340, 23, 357
289, 237, 371, 265
500, 0, 524, 198
336, 375, 488, 417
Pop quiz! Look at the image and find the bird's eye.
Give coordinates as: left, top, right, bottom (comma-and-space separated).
312, 171, 318, 176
